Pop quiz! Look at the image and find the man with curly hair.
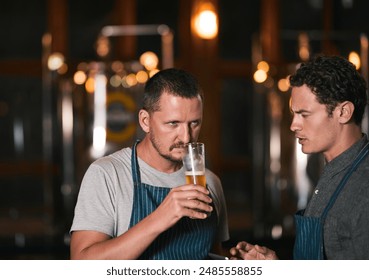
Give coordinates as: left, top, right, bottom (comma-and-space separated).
230, 55, 369, 260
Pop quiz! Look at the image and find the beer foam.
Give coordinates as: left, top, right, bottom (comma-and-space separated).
185, 171, 205, 176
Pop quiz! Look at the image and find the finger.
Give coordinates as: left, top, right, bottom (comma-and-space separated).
251, 248, 275, 260
184, 190, 212, 204
185, 208, 208, 219
185, 198, 213, 213
237, 249, 258, 260
176, 184, 210, 194
186, 193, 212, 204
229, 247, 237, 256
171, 187, 212, 204
236, 241, 254, 252
254, 245, 267, 253
254, 245, 277, 259
236, 241, 247, 249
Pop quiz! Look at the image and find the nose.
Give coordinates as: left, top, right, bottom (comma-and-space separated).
180, 124, 191, 144
290, 115, 301, 132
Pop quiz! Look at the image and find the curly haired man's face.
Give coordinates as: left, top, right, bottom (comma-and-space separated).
290, 85, 342, 160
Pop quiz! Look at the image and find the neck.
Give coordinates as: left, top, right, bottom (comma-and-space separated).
324, 126, 363, 162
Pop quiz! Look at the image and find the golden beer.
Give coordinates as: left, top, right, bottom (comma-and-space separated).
185, 171, 206, 188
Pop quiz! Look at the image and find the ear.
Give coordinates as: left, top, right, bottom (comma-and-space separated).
138, 109, 150, 133
338, 101, 355, 124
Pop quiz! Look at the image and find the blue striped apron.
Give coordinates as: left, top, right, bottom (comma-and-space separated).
128, 141, 218, 260
293, 142, 369, 259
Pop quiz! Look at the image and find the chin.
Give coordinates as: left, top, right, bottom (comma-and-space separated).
300, 146, 310, 155
171, 154, 183, 163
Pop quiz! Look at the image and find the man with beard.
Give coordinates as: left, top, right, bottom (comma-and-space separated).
70, 68, 229, 260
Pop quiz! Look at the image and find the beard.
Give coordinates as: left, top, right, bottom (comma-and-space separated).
149, 130, 183, 164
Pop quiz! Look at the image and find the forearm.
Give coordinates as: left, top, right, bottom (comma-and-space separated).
71, 213, 165, 260
71, 184, 211, 259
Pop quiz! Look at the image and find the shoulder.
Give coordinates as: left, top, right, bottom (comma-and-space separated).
205, 168, 223, 199
89, 147, 132, 170
82, 147, 132, 185
205, 169, 221, 186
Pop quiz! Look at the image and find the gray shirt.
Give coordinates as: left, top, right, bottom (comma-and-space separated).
304, 135, 369, 259
70, 147, 229, 243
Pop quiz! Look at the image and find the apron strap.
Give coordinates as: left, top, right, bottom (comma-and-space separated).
321, 142, 369, 220
131, 140, 142, 187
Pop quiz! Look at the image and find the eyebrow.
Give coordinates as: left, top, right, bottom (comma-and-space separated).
295, 109, 310, 113
290, 108, 311, 114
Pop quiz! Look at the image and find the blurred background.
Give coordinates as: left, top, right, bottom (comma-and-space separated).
1, 0, 369, 259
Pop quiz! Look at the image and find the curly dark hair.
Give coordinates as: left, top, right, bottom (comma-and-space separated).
142, 68, 204, 113
289, 55, 368, 125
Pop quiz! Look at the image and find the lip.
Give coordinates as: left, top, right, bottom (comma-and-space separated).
171, 145, 185, 152
296, 137, 307, 144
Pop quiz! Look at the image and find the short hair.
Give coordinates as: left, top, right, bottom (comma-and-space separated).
289, 55, 368, 125
142, 68, 204, 113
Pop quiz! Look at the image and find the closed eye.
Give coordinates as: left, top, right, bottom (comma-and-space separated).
291, 109, 311, 118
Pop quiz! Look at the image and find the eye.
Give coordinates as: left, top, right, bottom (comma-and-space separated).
168, 121, 179, 127
190, 121, 200, 127
301, 113, 310, 118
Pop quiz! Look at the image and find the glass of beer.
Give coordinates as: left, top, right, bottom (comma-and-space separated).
182, 142, 206, 188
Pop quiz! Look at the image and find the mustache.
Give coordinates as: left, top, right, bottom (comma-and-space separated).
169, 142, 186, 151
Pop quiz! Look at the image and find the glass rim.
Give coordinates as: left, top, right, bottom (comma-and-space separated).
182, 142, 204, 148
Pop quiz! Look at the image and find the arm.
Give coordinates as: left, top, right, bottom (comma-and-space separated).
70, 184, 213, 259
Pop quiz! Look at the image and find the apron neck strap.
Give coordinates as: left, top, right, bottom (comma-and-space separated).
131, 140, 142, 186
321, 142, 369, 220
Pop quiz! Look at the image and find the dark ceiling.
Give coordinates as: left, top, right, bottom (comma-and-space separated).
2, 0, 368, 63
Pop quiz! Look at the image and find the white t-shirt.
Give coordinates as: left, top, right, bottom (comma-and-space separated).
70, 147, 229, 242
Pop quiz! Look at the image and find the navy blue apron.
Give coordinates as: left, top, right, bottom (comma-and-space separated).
128, 141, 218, 260
293, 142, 369, 259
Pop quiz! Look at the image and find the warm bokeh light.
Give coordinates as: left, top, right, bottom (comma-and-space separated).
140, 51, 159, 71
57, 63, 68, 75
96, 36, 110, 57
253, 69, 268, 83
271, 224, 283, 240
278, 78, 290, 92
110, 74, 122, 87
348, 51, 361, 69
74, 71, 87, 85
299, 47, 310, 61
85, 77, 95, 94
193, 3, 218, 39
136, 70, 149, 84
125, 73, 138, 87
298, 32, 310, 61
149, 69, 160, 78
111, 61, 124, 73
48, 52, 65, 71
257, 61, 270, 72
